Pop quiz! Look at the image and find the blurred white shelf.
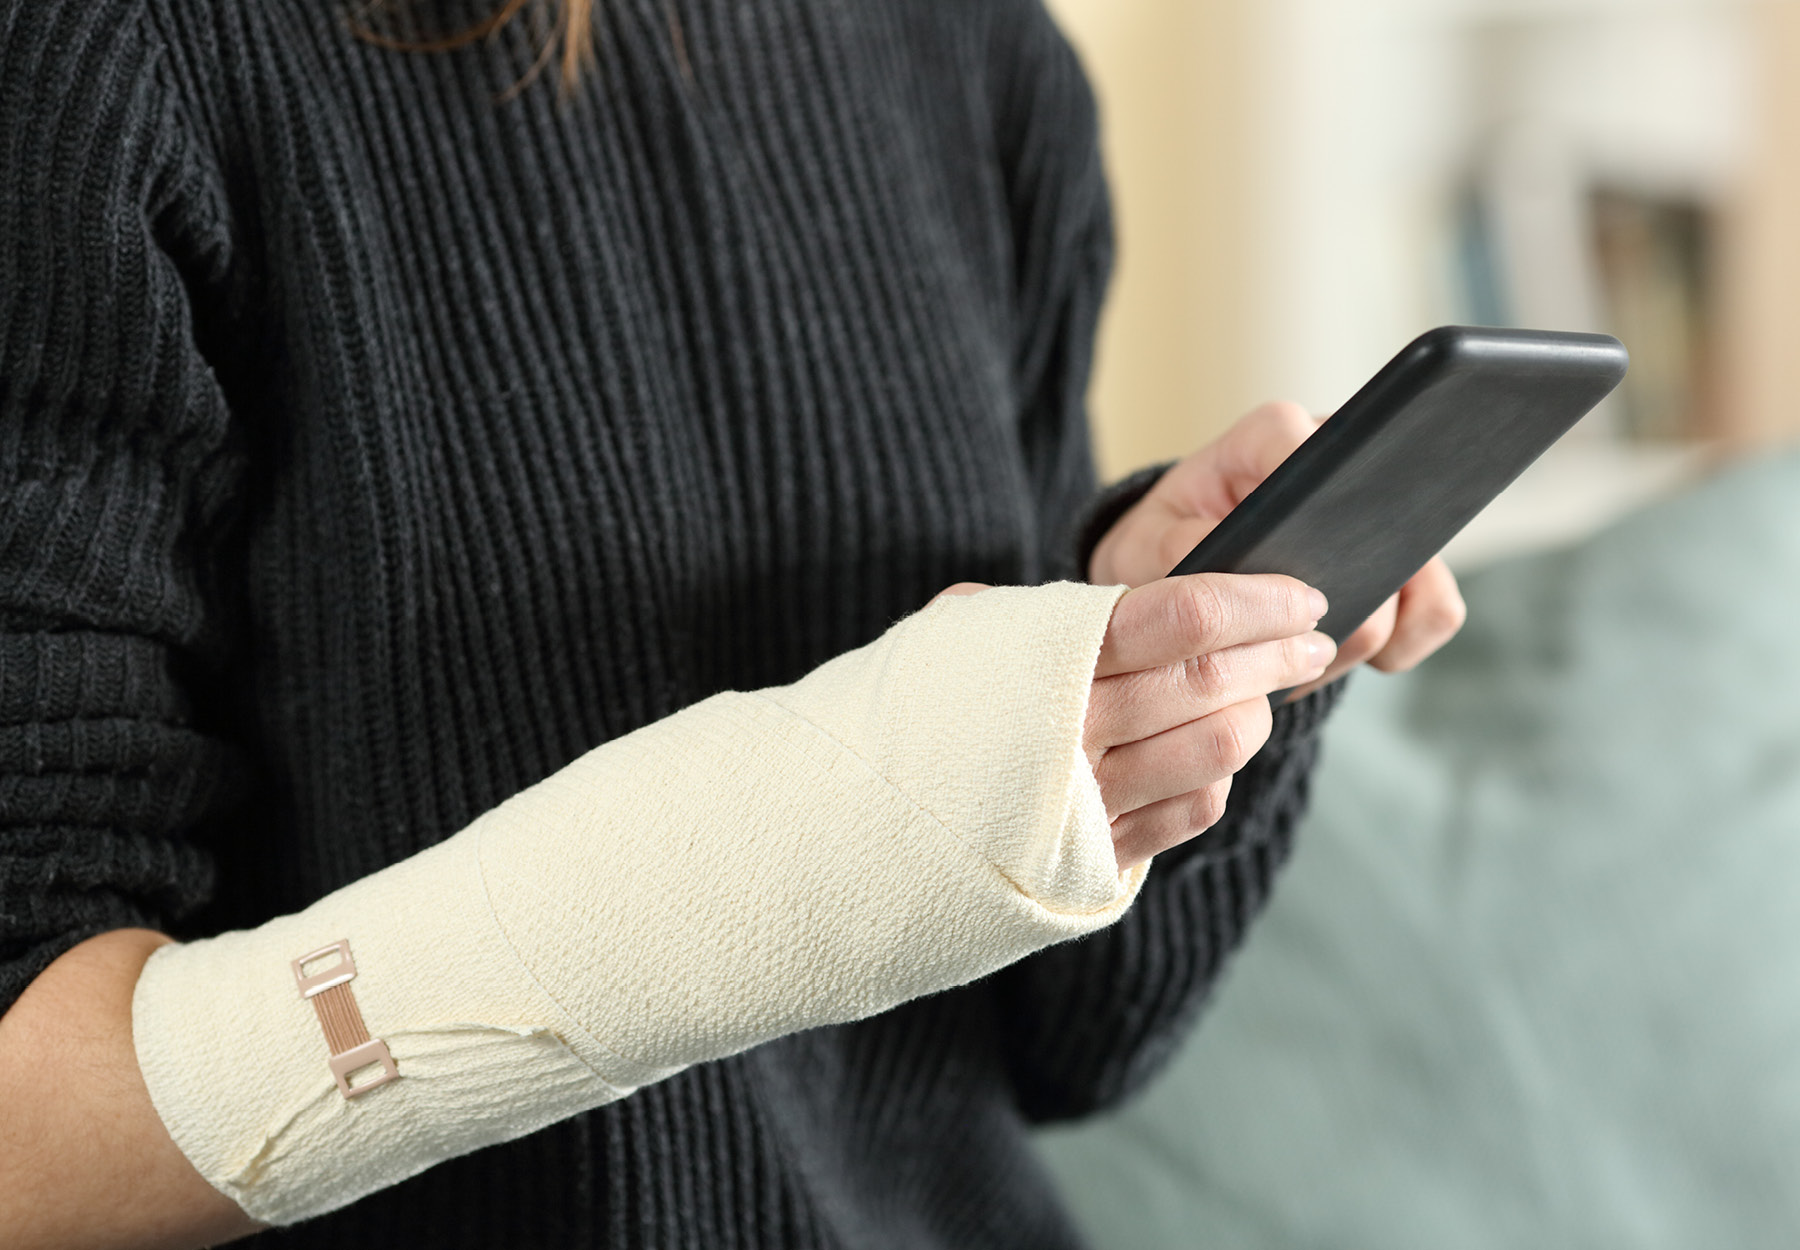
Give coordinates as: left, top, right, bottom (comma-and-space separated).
1441, 438, 1714, 570
1367, 0, 1748, 19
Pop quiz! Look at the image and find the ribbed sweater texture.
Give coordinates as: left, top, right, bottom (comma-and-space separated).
0, 1, 1339, 1245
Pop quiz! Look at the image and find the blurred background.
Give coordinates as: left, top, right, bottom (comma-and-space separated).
1049, 0, 1800, 565
1033, 2, 1800, 1246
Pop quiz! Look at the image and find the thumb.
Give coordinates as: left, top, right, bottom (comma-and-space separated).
929, 582, 992, 606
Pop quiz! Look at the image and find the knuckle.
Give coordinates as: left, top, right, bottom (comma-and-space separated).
1205, 709, 1248, 771
1218, 700, 1272, 770
1180, 649, 1232, 704
1172, 577, 1230, 653
1433, 594, 1469, 635
1188, 782, 1230, 832
1258, 577, 1316, 635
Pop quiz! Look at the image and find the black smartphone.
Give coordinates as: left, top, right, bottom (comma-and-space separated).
1168, 325, 1628, 669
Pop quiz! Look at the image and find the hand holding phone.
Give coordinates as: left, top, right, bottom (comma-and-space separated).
1095, 326, 1628, 701
1170, 326, 1626, 645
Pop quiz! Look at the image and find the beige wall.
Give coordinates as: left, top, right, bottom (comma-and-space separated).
1045, 0, 1254, 480
1721, 1, 1800, 446
1054, 0, 1800, 482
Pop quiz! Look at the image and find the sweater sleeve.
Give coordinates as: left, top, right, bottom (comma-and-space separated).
0, 0, 246, 1014
989, 2, 1114, 584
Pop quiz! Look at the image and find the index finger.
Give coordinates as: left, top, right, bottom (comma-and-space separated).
1095, 573, 1328, 679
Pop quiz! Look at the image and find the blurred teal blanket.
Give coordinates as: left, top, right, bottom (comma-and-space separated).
1039, 449, 1800, 1249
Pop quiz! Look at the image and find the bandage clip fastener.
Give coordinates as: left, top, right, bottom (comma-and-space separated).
291, 939, 399, 1099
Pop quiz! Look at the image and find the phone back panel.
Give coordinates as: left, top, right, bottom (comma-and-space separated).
1169, 326, 1629, 644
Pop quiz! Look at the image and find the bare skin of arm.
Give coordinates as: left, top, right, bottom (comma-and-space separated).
0, 929, 262, 1250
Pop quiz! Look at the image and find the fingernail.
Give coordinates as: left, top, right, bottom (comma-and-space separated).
1305, 631, 1335, 670
1307, 588, 1329, 623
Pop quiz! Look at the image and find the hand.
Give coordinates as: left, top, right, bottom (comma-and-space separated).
1087, 401, 1467, 697
937, 572, 1333, 870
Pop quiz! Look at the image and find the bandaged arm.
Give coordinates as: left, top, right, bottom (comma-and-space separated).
129, 581, 1139, 1226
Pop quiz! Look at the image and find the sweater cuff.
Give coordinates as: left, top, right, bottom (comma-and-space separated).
1073, 462, 1174, 583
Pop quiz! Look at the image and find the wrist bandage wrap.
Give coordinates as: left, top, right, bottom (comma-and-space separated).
132, 581, 1140, 1224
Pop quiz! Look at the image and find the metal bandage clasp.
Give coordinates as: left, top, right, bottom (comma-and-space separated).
291, 939, 399, 1099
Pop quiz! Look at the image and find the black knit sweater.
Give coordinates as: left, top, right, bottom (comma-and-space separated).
0, 1, 1338, 1245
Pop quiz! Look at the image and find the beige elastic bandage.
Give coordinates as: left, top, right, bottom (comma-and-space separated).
132, 580, 1141, 1226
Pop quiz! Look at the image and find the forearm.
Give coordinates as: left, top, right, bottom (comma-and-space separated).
121, 582, 1136, 1227
0, 930, 260, 1250
0, 581, 1140, 1241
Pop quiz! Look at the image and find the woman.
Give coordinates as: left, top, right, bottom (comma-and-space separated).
0, 0, 1462, 1246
